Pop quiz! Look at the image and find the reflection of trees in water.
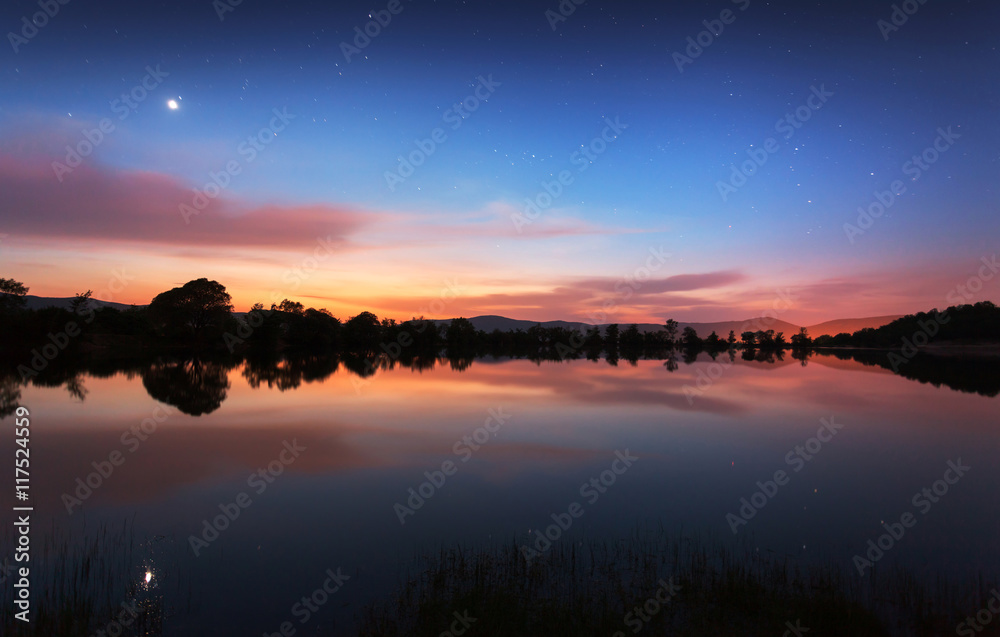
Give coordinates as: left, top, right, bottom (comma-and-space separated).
1, 346, 996, 413
663, 351, 679, 372
0, 373, 21, 418
64, 374, 88, 401
791, 348, 810, 366
739, 349, 781, 364
340, 353, 381, 378
141, 359, 232, 416
243, 354, 340, 391
406, 354, 439, 373
447, 355, 475, 372
820, 350, 1000, 398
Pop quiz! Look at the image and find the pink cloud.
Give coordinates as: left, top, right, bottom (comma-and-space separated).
0, 153, 369, 249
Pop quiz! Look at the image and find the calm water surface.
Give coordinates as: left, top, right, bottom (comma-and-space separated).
2, 352, 998, 634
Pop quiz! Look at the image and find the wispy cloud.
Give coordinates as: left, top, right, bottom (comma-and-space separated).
0, 153, 368, 249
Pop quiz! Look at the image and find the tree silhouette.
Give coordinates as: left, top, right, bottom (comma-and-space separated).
69, 290, 93, 316
446, 318, 478, 351
664, 319, 679, 345
705, 330, 722, 350
681, 326, 702, 349
0, 277, 28, 314
620, 324, 643, 351
604, 324, 620, 352
343, 311, 382, 352
147, 278, 233, 341
277, 299, 305, 315
791, 327, 812, 349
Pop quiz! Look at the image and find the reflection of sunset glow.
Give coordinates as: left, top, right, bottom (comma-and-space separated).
14, 354, 999, 513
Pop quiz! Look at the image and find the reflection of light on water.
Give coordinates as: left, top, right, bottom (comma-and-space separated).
140, 563, 158, 593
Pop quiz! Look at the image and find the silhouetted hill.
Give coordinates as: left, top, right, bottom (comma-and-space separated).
22, 294, 135, 312
805, 315, 903, 338
437, 315, 899, 339
23, 297, 899, 338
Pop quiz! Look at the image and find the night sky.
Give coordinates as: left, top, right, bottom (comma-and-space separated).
2, 0, 998, 324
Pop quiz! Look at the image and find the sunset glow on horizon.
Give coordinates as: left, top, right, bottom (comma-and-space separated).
2, 1, 997, 325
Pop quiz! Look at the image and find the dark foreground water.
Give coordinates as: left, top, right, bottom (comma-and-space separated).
1, 350, 998, 634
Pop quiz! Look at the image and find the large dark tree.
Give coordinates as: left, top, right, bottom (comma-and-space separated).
147, 278, 233, 341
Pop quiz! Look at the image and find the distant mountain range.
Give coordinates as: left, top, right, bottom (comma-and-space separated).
433, 314, 903, 338
22, 296, 901, 338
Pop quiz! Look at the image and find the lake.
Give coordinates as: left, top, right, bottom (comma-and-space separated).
1, 350, 998, 635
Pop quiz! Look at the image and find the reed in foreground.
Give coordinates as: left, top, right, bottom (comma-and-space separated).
358, 529, 997, 636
